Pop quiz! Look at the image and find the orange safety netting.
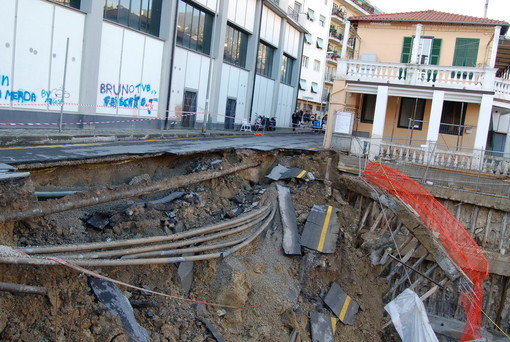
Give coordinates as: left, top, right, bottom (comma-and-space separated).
362, 162, 489, 341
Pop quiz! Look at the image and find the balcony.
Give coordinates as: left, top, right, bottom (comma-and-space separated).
331, 8, 346, 23
324, 73, 335, 84
337, 60, 497, 92
495, 78, 510, 102
287, 6, 299, 22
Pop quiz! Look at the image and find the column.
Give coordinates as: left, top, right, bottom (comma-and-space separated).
340, 20, 350, 59
369, 86, 388, 157
78, 0, 105, 117
474, 94, 494, 151
158, 0, 178, 127
410, 24, 422, 64
426, 90, 444, 143
206, 0, 228, 126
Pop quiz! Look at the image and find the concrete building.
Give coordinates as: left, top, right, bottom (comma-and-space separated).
0, 0, 307, 130
327, 10, 510, 172
290, 0, 379, 118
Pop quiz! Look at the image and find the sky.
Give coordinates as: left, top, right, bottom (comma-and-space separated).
366, 0, 510, 22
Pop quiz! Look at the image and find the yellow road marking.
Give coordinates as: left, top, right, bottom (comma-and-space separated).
317, 206, 333, 252
296, 170, 307, 179
339, 296, 351, 321
330, 317, 337, 332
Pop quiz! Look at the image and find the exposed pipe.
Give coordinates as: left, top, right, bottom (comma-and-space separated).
0, 203, 276, 267
0, 281, 47, 296
0, 161, 259, 224
53, 209, 270, 259
19, 204, 270, 254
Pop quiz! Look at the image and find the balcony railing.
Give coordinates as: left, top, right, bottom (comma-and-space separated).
287, 6, 299, 22
495, 78, 510, 102
337, 60, 497, 92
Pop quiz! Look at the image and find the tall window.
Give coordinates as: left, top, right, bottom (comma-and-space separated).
319, 15, 326, 27
104, 0, 162, 36
224, 25, 248, 68
440, 101, 467, 135
294, 1, 302, 13
398, 98, 425, 129
311, 82, 319, 93
256, 42, 274, 77
307, 8, 315, 21
452, 38, 480, 67
281, 54, 294, 85
302, 55, 309, 68
360, 94, 376, 123
52, 0, 81, 8
313, 59, 320, 71
176, 1, 213, 54
401, 36, 442, 65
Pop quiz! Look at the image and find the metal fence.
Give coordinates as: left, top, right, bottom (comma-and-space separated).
348, 136, 510, 198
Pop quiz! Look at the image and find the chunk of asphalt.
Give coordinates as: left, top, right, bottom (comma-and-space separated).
276, 184, 301, 255
86, 213, 110, 231
323, 282, 359, 325
88, 277, 150, 342
310, 311, 336, 342
178, 260, 194, 295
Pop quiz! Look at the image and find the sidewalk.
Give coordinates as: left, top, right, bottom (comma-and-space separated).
0, 127, 297, 147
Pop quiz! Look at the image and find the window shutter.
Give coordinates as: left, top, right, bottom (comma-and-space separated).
400, 37, 413, 63
430, 38, 442, 65
453, 38, 479, 67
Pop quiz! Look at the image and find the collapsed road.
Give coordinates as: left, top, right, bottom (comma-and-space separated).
0, 137, 509, 341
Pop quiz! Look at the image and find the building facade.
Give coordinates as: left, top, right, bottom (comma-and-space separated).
0, 0, 306, 130
327, 10, 510, 170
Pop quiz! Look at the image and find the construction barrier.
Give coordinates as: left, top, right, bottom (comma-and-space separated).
362, 162, 489, 342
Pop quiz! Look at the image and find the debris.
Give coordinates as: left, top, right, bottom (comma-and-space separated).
88, 277, 150, 342
196, 316, 226, 342
310, 311, 337, 342
139, 285, 153, 296
129, 173, 151, 186
384, 289, 439, 342
300, 205, 340, 253
178, 260, 194, 295
323, 282, 359, 325
86, 213, 110, 231
276, 185, 301, 255
266, 164, 315, 182
147, 191, 185, 205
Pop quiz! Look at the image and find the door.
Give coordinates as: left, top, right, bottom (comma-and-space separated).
182, 90, 197, 128
224, 98, 236, 130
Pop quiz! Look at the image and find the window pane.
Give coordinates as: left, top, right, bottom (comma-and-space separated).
224, 25, 248, 68
398, 98, 425, 129
105, 0, 118, 21
129, 0, 142, 29
176, 1, 187, 46
361, 94, 376, 123
439, 101, 466, 135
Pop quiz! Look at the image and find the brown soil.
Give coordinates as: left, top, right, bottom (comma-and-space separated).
0, 150, 391, 341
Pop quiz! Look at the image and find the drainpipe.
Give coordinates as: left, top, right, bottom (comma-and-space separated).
340, 20, 350, 59
489, 26, 501, 68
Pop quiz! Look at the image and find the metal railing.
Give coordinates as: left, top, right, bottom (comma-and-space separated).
347, 135, 510, 197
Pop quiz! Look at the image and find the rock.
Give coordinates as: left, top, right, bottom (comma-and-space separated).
86, 213, 110, 231
128, 174, 151, 186
139, 285, 152, 296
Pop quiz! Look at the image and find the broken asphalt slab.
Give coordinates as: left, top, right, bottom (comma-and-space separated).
300, 205, 341, 253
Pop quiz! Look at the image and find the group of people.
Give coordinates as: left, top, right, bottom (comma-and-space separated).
291, 110, 327, 132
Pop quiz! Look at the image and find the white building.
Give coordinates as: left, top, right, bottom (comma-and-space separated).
0, 0, 307, 130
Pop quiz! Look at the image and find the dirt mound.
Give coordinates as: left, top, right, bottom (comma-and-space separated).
0, 151, 389, 341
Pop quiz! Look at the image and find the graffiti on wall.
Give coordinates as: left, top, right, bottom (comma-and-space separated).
99, 82, 158, 115
1, 74, 69, 105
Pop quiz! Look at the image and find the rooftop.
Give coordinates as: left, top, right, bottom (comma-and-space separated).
349, 10, 509, 27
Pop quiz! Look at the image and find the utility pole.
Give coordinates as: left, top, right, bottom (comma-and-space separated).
484, 0, 489, 18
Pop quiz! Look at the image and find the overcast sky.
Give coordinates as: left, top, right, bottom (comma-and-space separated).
367, 0, 509, 22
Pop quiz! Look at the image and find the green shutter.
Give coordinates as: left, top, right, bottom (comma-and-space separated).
430, 38, 442, 65
401, 37, 413, 63
452, 38, 479, 67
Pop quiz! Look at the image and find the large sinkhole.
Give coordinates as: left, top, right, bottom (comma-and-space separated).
0, 149, 501, 341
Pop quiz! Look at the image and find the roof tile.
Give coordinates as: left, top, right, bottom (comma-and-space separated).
350, 10, 509, 26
